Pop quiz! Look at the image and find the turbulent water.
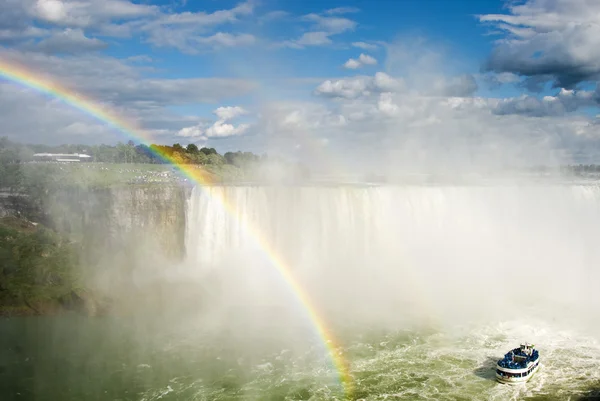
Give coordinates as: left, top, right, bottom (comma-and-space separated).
3, 184, 600, 400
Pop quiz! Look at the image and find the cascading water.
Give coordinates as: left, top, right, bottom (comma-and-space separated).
184, 184, 600, 330
177, 183, 600, 400
5, 183, 600, 401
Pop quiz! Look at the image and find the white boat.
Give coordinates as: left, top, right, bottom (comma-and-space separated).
495, 343, 540, 384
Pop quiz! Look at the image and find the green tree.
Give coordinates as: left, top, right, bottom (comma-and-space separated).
0, 137, 24, 192
206, 153, 225, 166
200, 147, 217, 156
186, 143, 199, 154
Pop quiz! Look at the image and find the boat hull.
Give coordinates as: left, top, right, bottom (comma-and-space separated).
495, 361, 540, 385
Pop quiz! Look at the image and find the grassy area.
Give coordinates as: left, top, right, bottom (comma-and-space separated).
19, 162, 247, 188
22, 162, 179, 187
18, 163, 253, 188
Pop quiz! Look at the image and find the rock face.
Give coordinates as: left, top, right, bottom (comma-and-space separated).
1, 184, 190, 317
48, 185, 188, 264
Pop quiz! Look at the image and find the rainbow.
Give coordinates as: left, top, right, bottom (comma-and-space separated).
0, 58, 354, 398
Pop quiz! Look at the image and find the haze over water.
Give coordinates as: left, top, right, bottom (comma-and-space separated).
4, 181, 600, 400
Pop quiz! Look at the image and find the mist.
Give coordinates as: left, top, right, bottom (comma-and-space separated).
63, 36, 600, 348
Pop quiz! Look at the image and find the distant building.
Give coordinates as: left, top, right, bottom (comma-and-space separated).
33, 153, 93, 162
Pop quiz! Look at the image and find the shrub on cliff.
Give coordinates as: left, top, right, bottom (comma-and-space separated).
0, 217, 81, 313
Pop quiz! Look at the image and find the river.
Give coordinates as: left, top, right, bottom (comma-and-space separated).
2, 184, 600, 400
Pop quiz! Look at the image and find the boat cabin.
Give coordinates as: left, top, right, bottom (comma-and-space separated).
520, 343, 535, 356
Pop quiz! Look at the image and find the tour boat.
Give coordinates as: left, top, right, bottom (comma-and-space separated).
495, 343, 540, 384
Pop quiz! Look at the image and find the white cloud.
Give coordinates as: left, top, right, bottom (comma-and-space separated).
493, 88, 599, 117
323, 7, 360, 15
279, 9, 357, 49
352, 41, 377, 50
314, 72, 405, 99
177, 105, 251, 141
479, 0, 600, 88
1, 0, 257, 53
343, 53, 377, 69
359, 54, 377, 66
195, 32, 255, 48
176, 125, 205, 138
295, 31, 332, 47
206, 120, 250, 137
343, 58, 361, 69
206, 105, 251, 138
34, 0, 68, 24
0, 48, 257, 106
0, 26, 48, 41
142, 1, 255, 52
481, 72, 522, 89
0, 0, 48, 43
32, 0, 158, 29
302, 13, 356, 34
33, 28, 107, 53
214, 106, 249, 120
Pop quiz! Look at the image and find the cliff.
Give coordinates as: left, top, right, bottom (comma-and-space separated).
0, 184, 190, 316
48, 185, 188, 263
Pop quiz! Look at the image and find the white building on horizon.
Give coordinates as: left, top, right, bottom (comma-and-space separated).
33, 153, 93, 162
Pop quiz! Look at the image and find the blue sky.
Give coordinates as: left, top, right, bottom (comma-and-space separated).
1, 0, 600, 167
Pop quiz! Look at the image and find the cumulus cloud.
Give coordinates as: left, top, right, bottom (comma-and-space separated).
177, 106, 250, 141
314, 72, 404, 99
343, 58, 361, 69
214, 106, 249, 120
314, 71, 477, 99
176, 125, 205, 139
206, 120, 250, 138
479, 0, 600, 88
493, 88, 599, 117
292, 31, 333, 47
343, 53, 377, 69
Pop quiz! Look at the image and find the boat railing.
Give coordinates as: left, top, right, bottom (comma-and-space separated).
497, 348, 539, 369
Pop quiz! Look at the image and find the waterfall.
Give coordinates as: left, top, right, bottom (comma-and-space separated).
184, 184, 600, 331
